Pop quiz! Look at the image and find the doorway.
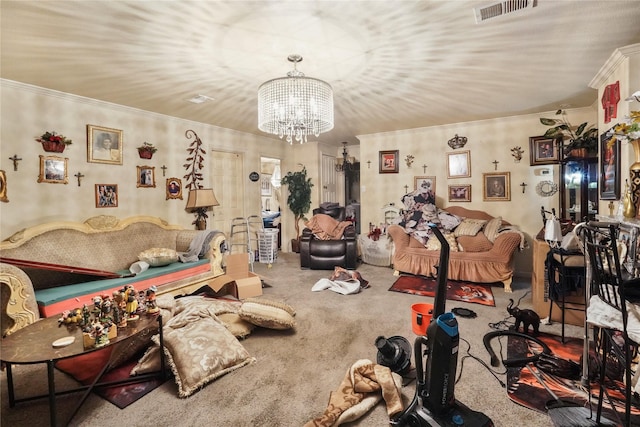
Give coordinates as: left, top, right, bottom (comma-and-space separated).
260, 157, 282, 248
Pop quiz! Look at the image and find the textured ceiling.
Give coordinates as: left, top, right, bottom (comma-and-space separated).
2, 1, 640, 145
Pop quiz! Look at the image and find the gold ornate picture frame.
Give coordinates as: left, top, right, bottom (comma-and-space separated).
447, 150, 471, 178
483, 172, 510, 201
166, 177, 183, 200
137, 165, 156, 188
448, 184, 471, 202
0, 170, 8, 202
38, 155, 68, 184
87, 124, 123, 165
95, 184, 118, 208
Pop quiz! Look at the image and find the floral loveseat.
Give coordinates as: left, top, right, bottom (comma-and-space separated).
0, 215, 226, 331
387, 203, 524, 293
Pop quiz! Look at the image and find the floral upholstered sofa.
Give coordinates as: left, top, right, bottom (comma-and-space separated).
0, 215, 226, 330
387, 203, 524, 293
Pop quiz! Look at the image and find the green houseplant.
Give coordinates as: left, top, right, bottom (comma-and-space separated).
540, 109, 598, 157
281, 166, 313, 252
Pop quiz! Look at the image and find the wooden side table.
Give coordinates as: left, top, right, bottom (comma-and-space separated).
1, 314, 166, 427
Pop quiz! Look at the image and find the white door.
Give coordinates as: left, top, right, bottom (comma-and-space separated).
210, 151, 243, 236
321, 153, 341, 204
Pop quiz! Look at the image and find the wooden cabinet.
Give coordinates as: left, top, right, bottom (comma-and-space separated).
559, 156, 598, 222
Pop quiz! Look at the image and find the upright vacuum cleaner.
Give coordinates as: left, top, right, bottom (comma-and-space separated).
390, 224, 493, 427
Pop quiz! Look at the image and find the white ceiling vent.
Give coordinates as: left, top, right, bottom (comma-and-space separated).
474, 0, 536, 23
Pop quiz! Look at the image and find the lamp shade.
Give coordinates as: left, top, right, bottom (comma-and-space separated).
185, 188, 219, 209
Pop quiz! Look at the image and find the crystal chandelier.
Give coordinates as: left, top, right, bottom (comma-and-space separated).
258, 55, 334, 144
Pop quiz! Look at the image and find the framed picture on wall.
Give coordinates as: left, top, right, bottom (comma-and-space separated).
529, 135, 560, 165
448, 184, 471, 202
166, 177, 183, 200
87, 125, 123, 165
0, 170, 8, 202
38, 155, 68, 184
137, 165, 156, 188
446, 150, 470, 178
483, 172, 510, 201
413, 176, 436, 200
379, 150, 399, 173
95, 184, 118, 208
600, 129, 620, 200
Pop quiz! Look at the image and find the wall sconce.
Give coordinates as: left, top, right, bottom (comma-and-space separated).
335, 142, 355, 173
185, 188, 220, 230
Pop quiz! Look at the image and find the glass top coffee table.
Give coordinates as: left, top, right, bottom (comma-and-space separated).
1, 313, 165, 427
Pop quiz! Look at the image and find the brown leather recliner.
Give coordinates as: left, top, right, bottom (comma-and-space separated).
300, 206, 357, 270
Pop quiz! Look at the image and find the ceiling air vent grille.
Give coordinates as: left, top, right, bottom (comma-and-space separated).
474, 0, 535, 23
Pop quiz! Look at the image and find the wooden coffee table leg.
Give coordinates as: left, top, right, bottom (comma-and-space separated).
47, 360, 57, 427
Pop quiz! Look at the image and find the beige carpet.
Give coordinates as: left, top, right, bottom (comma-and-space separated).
1, 253, 583, 426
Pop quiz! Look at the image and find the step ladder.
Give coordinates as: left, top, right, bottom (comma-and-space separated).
229, 215, 263, 272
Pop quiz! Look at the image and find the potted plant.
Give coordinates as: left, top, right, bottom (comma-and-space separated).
281, 166, 313, 253
36, 131, 72, 153
540, 110, 598, 158
137, 142, 158, 159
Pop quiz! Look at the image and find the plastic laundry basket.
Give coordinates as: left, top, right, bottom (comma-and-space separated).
258, 229, 279, 264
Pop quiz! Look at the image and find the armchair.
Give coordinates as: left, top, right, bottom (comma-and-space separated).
300, 206, 357, 270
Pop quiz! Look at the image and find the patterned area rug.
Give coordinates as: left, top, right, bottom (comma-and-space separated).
506, 332, 640, 426
388, 275, 495, 307
56, 348, 169, 409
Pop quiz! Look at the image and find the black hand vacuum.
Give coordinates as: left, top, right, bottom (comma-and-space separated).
387, 224, 493, 427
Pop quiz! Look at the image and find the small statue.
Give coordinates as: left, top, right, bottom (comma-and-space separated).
81, 304, 91, 327
92, 322, 110, 348
146, 286, 159, 314
100, 293, 112, 320
507, 299, 540, 335
112, 290, 128, 328
91, 295, 103, 314
125, 285, 139, 321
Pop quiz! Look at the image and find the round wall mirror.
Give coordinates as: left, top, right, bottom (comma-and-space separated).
536, 180, 558, 197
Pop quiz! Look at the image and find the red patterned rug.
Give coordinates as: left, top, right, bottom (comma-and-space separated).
506, 332, 640, 426
388, 275, 495, 307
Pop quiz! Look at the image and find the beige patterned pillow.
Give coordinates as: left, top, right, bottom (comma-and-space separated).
217, 312, 255, 339
239, 301, 296, 330
457, 233, 493, 252
424, 232, 459, 252
138, 247, 179, 267
159, 315, 254, 397
453, 219, 488, 237
483, 217, 502, 243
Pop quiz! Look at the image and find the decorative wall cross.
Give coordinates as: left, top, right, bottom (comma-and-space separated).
492, 160, 499, 170
404, 185, 409, 194
422, 164, 428, 173
367, 160, 371, 169
161, 165, 168, 177
9, 154, 22, 171
520, 182, 527, 193
74, 172, 85, 187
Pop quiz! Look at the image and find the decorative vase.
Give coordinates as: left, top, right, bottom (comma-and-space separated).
138, 150, 153, 159
41, 141, 66, 153
629, 139, 640, 217
623, 180, 636, 218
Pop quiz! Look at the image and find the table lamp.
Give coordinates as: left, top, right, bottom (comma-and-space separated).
185, 188, 219, 230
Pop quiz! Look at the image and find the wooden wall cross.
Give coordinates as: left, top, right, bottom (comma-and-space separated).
74, 172, 85, 187
492, 160, 499, 170
404, 184, 409, 194
422, 164, 428, 173
520, 182, 527, 193
161, 165, 168, 177
367, 160, 371, 169
9, 154, 22, 171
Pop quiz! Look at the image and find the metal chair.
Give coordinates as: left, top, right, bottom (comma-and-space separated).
583, 221, 639, 426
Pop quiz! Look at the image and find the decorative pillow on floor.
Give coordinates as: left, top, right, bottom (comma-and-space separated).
217, 312, 255, 339
239, 299, 296, 330
138, 247, 179, 267
243, 297, 296, 316
158, 309, 255, 398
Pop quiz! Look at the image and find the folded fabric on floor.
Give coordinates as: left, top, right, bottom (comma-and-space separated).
312, 267, 370, 295
304, 359, 403, 427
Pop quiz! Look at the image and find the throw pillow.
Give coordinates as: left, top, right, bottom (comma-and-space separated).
483, 217, 502, 243
453, 218, 488, 237
138, 247, 179, 267
239, 300, 296, 330
457, 233, 493, 252
159, 314, 255, 398
217, 312, 255, 339
424, 232, 459, 252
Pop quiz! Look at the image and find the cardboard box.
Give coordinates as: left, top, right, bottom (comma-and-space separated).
224, 253, 263, 299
